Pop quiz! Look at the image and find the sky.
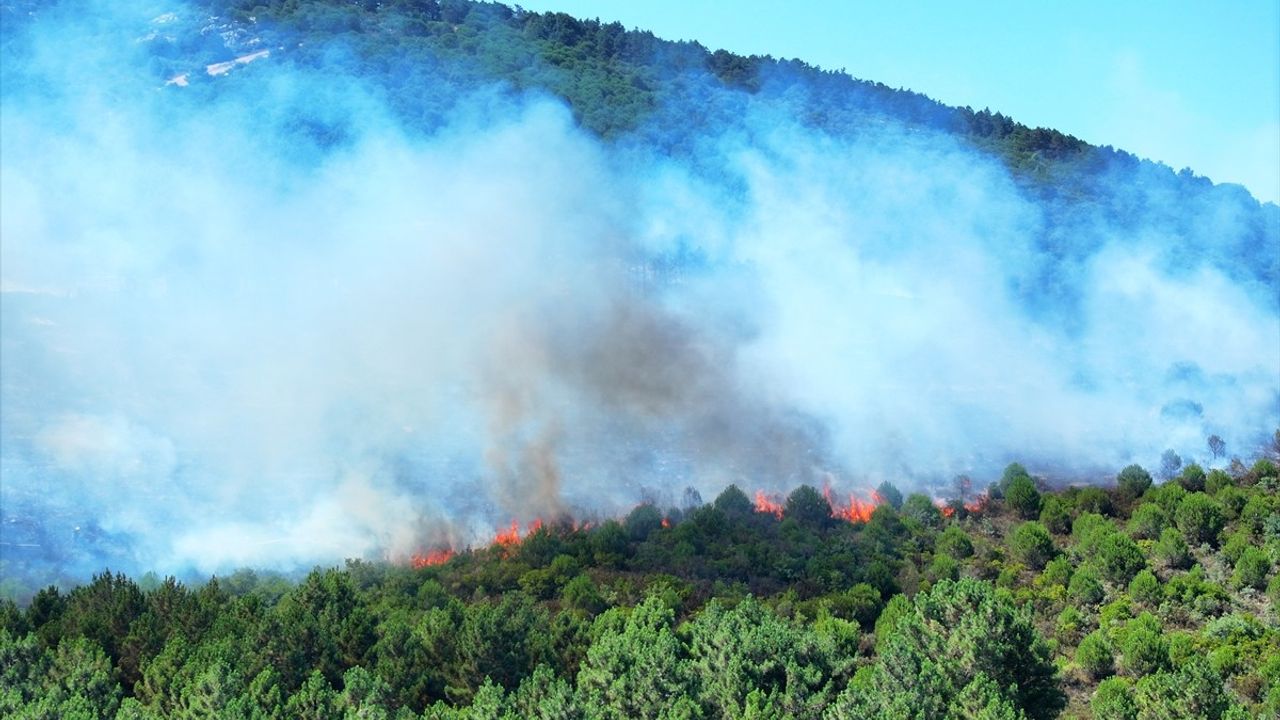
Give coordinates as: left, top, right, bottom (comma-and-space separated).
517, 0, 1280, 205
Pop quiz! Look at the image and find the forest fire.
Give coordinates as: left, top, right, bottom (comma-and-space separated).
754, 491, 784, 518
410, 548, 455, 568
823, 484, 882, 523
494, 518, 544, 547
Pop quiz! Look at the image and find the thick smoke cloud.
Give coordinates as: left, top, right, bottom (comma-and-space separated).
1, 2, 1276, 586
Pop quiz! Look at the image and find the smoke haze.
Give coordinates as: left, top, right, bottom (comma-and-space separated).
1, 1, 1277, 586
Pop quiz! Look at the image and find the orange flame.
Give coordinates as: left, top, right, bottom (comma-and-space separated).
661, 517, 671, 528
411, 548, 455, 568
754, 490, 784, 518
822, 481, 882, 524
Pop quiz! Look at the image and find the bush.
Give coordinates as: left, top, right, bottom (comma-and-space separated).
1177, 463, 1205, 492
1005, 476, 1042, 520
1075, 486, 1115, 516
1128, 570, 1161, 606
1073, 512, 1113, 555
1116, 465, 1153, 500
901, 493, 942, 528
1039, 497, 1071, 535
936, 526, 974, 559
1040, 556, 1072, 588
929, 553, 960, 583
1010, 522, 1056, 571
1077, 630, 1114, 679
1092, 677, 1137, 720
1097, 533, 1147, 585
1174, 493, 1225, 546
1231, 547, 1270, 590
1069, 566, 1105, 606
1153, 528, 1192, 570
1148, 482, 1186, 517
875, 481, 903, 510
1118, 626, 1167, 677
1204, 469, 1233, 495
1127, 504, 1167, 540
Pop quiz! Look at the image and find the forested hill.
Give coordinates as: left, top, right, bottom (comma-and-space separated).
3, 458, 1279, 718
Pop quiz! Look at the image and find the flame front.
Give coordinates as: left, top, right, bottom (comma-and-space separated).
410, 548, 455, 568
754, 490, 784, 518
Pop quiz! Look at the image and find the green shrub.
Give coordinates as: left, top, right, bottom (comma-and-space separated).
1038, 496, 1071, 535
1092, 677, 1136, 720
1148, 482, 1186, 517
1127, 504, 1167, 540
929, 553, 960, 583
1231, 547, 1270, 590
1238, 493, 1278, 536
1215, 486, 1246, 521
1174, 493, 1224, 546
1073, 512, 1113, 555
1097, 533, 1146, 585
1119, 626, 1167, 677
1153, 528, 1192, 570
1005, 476, 1042, 520
1117, 465, 1153, 500
1074, 486, 1114, 516
1069, 566, 1105, 606
1128, 570, 1161, 606
1010, 521, 1056, 571
1056, 606, 1084, 641
1177, 463, 1206, 492
1077, 630, 1114, 679
1040, 556, 1072, 588
936, 526, 974, 559
901, 493, 942, 528
1204, 469, 1233, 495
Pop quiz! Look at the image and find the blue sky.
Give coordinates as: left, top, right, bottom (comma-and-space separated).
516, 0, 1280, 205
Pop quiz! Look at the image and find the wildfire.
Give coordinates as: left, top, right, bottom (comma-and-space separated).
823, 483, 881, 524
754, 490, 784, 518
493, 518, 544, 547
410, 548, 455, 568
661, 517, 671, 528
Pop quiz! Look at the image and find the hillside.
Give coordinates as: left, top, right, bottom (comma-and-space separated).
2, 3, 1280, 718
3, 455, 1279, 718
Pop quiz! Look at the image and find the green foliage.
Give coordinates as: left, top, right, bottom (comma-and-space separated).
576, 596, 696, 720
1128, 570, 1161, 606
1175, 493, 1225, 546
936, 526, 974, 559
1010, 522, 1056, 571
835, 578, 1063, 720
1069, 566, 1106, 606
1092, 677, 1136, 720
1231, 547, 1271, 590
1178, 463, 1206, 492
1078, 630, 1115, 679
1116, 465, 1153, 500
1096, 533, 1147, 585
900, 493, 942, 528
686, 596, 838, 718
785, 485, 833, 530
1204, 469, 1233, 495
1038, 496, 1071, 535
1127, 503, 1167, 540
1153, 528, 1193, 570
1004, 476, 1042, 520
1118, 624, 1167, 677
1132, 657, 1241, 719
875, 482, 904, 510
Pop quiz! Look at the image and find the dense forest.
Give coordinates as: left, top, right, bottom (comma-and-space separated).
3, 446, 1279, 718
